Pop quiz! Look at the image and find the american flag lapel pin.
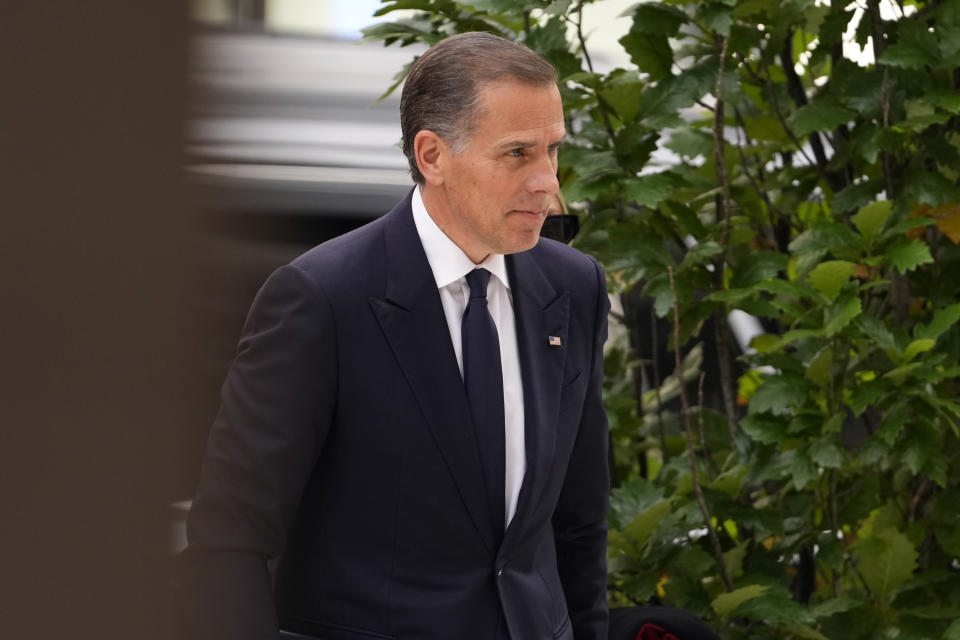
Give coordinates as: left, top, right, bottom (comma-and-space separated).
548, 335, 562, 347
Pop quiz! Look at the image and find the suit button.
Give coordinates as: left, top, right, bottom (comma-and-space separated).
496, 568, 503, 577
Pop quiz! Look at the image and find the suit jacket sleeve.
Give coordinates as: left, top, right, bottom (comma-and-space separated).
553, 256, 610, 640
185, 263, 337, 640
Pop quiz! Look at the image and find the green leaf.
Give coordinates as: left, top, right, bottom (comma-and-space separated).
769, 328, 824, 351
623, 500, 673, 546
749, 333, 779, 354
665, 127, 714, 159
568, 149, 620, 183
859, 437, 888, 465
927, 90, 960, 114
789, 224, 861, 256
601, 75, 645, 123
744, 114, 790, 145
731, 251, 788, 289
609, 476, 666, 529
824, 294, 862, 337
636, 70, 704, 128
791, 449, 818, 490
750, 374, 810, 415
620, 31, 673, 81
781, 624, 829, 640
740, 412, 784, 444
935, 524, 960, 558
712, 464, 748, 496
883, 361, 923, 385
372, 0, 443, 17
361, 17, 439, 46
730, 585, 815, 624
884, 238, 934, 273
525, 16, 583, 79
915, 303, 960, 341
876, 402, 910, 446
623, 171, 690, 208
707, 287, 753, 304
756, 278, 817, 299
903, 338, 935, 362
848, 378, 890, 416
851, 528, 918, 598
878, 42, 933, 69
807, 260, 856, 301
804, 345, 833, 386
463, 0, 534, 11
711, 584, 769, 618
851, 200, 893, 243
903, 420, 943, 478
857, 315, 898, 352
681, 241, 723, 268
643, 270, 692, 318
791, 105, 856, 138
942, 618, 960, 640
810, 434, 844, 469
833, 180, 884, 214
723, 539, 749, 578
700, 2, 734, 36
732, 0, 778, 19
903, 171, 959, 207
811, 595, 866, 618
900, 604, 960, 620
627, 2, 688, 37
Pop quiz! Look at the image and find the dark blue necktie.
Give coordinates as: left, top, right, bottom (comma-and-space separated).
461, 268, 506, 547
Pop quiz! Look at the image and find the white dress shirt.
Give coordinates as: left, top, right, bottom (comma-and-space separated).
411, 186, 526, 529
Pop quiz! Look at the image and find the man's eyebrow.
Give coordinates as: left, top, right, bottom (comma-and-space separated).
497, 135, 567, 149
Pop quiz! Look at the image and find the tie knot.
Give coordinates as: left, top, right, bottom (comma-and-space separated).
465, 268, 491, 300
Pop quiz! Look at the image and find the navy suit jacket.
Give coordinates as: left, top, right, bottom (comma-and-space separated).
187, 190, 610, 640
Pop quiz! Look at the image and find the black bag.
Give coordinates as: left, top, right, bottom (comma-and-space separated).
609, 606, 722, 640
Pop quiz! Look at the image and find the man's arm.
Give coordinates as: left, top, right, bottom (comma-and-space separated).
552, 257, 610, 640
185, 263, 337, 640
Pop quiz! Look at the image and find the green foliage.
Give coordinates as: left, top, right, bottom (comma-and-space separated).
367, 0, 960, 635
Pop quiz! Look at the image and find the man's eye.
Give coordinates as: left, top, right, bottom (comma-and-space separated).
548, 144, 560, 153
507, 148, 524, 157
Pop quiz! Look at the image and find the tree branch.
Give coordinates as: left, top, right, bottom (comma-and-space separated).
669, 267, 734, 592
574, 2, 617, 143
709, 36, 741, 447
651, 302, 669, 462
778, 32, 848, 193
868, 0, 896, 199
732, 106, 790, 249
697, 370, 718, 475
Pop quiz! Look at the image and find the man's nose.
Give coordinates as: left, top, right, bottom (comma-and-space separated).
526, 154, 560, 195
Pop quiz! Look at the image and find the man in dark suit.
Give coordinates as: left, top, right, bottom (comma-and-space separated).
186, 32, 610, 640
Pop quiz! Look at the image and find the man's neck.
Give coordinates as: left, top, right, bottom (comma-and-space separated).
419, 183, 490, 264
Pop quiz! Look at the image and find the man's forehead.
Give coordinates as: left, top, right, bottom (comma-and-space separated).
473, 81, 564, 138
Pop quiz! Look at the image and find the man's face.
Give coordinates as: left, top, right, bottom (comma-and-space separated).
426, 79, 565, 263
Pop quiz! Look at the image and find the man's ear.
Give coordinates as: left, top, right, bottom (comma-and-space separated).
414, 130, 447, 186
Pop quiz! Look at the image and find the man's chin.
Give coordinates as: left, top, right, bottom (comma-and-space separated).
499, 230, 543, 255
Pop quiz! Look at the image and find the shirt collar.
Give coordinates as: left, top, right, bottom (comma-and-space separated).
411, 185, 510, 290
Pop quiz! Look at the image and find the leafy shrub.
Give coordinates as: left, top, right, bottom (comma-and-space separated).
366, 1, 960, 637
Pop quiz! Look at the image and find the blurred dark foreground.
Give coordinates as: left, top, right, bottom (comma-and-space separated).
0, 4, 198, 638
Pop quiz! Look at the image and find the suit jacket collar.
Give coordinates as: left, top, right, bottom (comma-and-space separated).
370, 190, 571, 558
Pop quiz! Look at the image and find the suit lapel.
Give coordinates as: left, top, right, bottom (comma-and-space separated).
503, 249, 569, 550
368, 195, 496, 556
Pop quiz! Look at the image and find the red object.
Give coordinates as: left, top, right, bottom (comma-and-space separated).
635, 622, 681, 640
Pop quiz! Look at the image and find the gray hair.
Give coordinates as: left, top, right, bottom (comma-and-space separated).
399, 32, 558, 184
